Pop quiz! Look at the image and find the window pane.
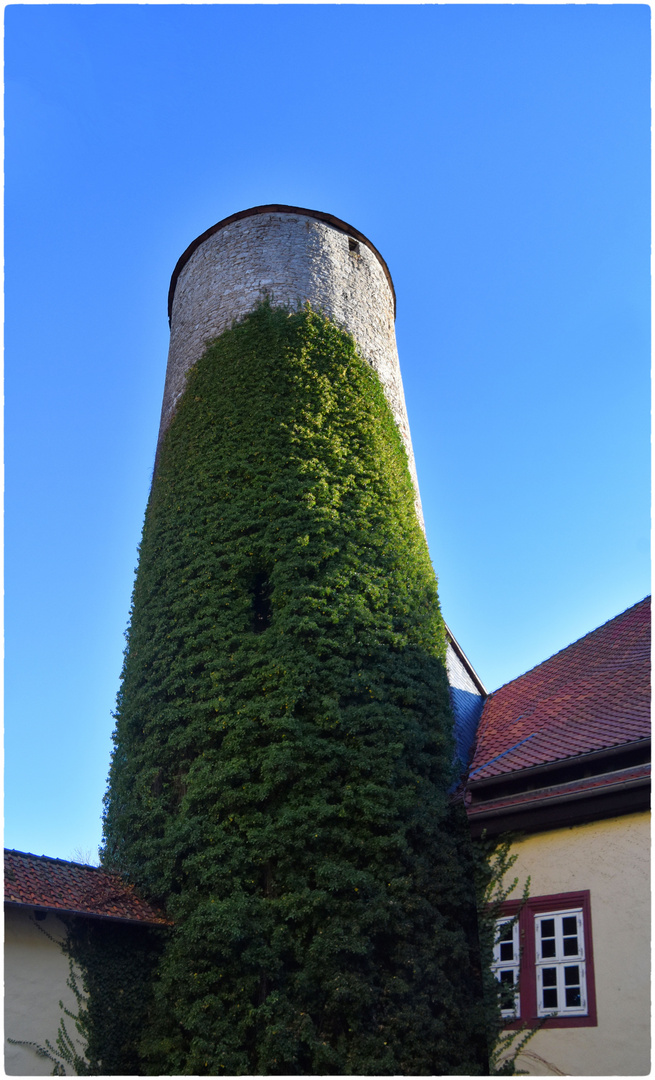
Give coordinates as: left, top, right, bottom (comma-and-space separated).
562, 916, 577, 935
499, 970, 516, 1010
500, 941, 514, 961
542, 968, 557, 987
499, 924, 513, 942
565, 987, 582, 1007
563, 936, 579, 956
564, 965, 580, 985
539, 917, 556, 957
543, 987, 558, 1008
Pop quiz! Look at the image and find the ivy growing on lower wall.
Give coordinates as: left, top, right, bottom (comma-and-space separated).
8, 915, 166, 1076
473, 835, 537, 1075
101, 303, 490, 1074
59, 918, 167, 1075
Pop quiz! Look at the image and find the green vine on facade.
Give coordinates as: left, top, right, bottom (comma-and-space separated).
60, 918, 166, 1075
97, 303, 491, 1074
474, 835, 539, 1074
7, 917, 89, 1076
11, 916, 166, 1076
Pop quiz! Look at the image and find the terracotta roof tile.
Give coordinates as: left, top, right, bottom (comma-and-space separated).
469, 598, 651, 781
4, 850, 171, 926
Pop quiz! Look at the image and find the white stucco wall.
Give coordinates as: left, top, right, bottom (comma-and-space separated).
498, 812, 650, 1076
5, 907, 86, 1075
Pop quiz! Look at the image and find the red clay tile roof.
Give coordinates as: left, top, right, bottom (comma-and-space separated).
468, 598, 651, 781
4, 849, 171, 926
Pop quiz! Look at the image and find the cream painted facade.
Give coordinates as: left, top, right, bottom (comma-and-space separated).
4, 907, 86, 1076
499, 812, 650, 1076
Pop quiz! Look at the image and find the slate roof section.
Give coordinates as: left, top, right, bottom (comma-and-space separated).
468, 597, 651, 782
445, 627, 487, 770
4, 849, 170, 926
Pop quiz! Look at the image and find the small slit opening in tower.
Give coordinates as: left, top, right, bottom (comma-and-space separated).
252, 572, 272, 633
348, 238, 360, 254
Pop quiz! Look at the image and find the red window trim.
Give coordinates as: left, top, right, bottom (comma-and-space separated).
496, 889, 597, 1029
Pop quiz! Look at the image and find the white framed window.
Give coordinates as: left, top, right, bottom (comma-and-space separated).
492, 918, 520, 1018
534, 908, 587, 1017
491, 890, 597, 1029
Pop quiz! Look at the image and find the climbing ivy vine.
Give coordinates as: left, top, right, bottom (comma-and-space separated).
101, 303, 489, 1074
473, 835, 537, 1074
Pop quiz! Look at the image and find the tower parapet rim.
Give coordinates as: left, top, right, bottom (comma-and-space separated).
168, 204, 396, 324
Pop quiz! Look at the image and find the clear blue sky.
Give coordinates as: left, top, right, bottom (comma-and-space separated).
5, 4, 650, 863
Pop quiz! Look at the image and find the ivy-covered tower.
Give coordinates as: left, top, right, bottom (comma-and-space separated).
160, 206, 424, 522
102, 206, 487, 1074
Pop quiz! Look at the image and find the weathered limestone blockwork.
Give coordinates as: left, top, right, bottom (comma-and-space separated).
160, 208, 423, 526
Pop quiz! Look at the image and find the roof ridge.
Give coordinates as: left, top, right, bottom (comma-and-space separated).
488, 596, 650, 697
468, 597, 651, 780
5, 848, 103, 871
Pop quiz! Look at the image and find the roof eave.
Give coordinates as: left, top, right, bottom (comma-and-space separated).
467, 737, 651, 792
467, 773, 650, 838
4, 899, 171, 928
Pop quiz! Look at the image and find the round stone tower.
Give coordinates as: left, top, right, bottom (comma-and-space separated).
102, 204, 489, 1076
161, 204, 423, 526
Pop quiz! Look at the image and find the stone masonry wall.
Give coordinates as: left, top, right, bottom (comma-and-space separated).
160, 210, 423, 526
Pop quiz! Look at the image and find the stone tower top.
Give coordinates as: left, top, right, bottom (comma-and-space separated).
168, 205, 396, 322
161, 205, 423, 526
